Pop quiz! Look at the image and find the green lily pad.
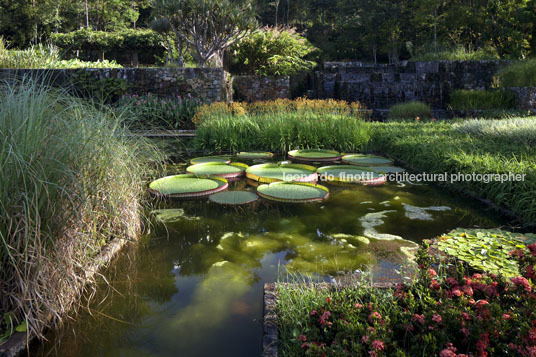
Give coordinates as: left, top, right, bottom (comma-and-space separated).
246, 163, 317, 183
190, 156, 231, 165
317, 165, 386, 185
186, 162, 248, 178
434, 228, 534, 278
236, 152, 274, 160
371, 166, 406, 174
342, 154, 393, 166
288, 149, 342, 162
149, 174, 228, 198
257, 182, 329, 203
209, 191, 259, 205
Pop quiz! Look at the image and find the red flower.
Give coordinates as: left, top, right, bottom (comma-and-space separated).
511, 276, 532, 292
430, 280, 441, 290
310, 310, 317, 316
440, 349, 457, 357
526, 265, 536, 280
503, 313, 512, 320
368, 312, 382, 323
413, 314, 425, 325
475, 300, 489, 309
371, 340, 385, 351
297, 335, 307, 342
361, 335, 370, 344
446, 277, 459, 287
432, 314, 443, 324
461, 312, 471, 321
528, 244, 536, 256
354, 303, 363, 309
451, 288, 463, 297
462, 285, 474, 296
301, 342, 309, 349
326, 297, 332, 304
428, 268, 438, 277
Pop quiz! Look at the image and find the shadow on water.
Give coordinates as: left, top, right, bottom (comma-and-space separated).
34, 160, 509, 357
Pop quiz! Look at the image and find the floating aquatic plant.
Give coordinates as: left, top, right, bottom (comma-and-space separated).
186, 162, 248, 178
208, 191, 259, 205
152, 209, 201, 223
317, 165, 386, 185
435, 228, 536, 278
342, 154, 393, 166
246, 163, 317, 183
149, 174, 228, 198
236, 152, 274, 160
288, 149, 342, 162
257, 182, 329, 203
372, 166, 406, 174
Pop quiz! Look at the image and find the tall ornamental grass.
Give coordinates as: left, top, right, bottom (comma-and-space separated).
453, 118, 536, 147
0, 79, 163, 339
449, 89, 516, 110
388, 101, 432, 120
194, 112, 372, 153
498, 59, 536, 87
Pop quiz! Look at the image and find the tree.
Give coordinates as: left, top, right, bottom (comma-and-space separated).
152, 0, 257, 67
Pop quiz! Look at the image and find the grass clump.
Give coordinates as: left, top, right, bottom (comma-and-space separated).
498, 59, 536, 87
411, 46, 499, 61
449, 89, 516, 110
0, 79, 163, 340
453, 118, 536, 147
388, 101, 432, 120
194, 112, 371, 153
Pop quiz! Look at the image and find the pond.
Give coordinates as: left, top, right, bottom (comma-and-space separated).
34, 156, 506, 357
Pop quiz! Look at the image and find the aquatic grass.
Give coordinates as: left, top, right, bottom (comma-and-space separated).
0, 78, 164, 340
194, 113, 372, 153
368, 120, 536, 224
453, 118, 536, 147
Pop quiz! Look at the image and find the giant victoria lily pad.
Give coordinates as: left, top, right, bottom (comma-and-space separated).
189, 156, 231, 165
209, 191, 259, 205
342, 154, 393, 166
257, 182, 329, 203
317, 165, 386, 185
149, 174, 228, 198
246, 163, 317, 183
186, 162, 248, 178
236, 152, 274, 160
288, 149, 342, 162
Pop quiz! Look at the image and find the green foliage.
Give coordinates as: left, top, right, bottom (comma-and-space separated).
388, 101, 432, 120
0, 79, 164, 338
70, 71, 129, 102
231, 27, 317, 76
411, 46, 500, 61
449, 89, 516, 110
276, 243, 536, 356
368, 120, 536, 224
498, 60, 536, 87
117, 94, 201, 130
194, 112, 372, 153
452, 118, 536, 147
51, 28, 162, 52
436, 229, 536, 278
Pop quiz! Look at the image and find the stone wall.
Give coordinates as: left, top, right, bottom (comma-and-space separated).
233, 75, 290, 102
0, 68, 232, 102
314, 61, 510, 114
508, 87, 536, 112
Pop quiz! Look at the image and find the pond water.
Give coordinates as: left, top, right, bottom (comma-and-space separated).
35, 157, 506, 357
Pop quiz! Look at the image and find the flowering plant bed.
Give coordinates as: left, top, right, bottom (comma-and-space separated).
276, 240, 536, 356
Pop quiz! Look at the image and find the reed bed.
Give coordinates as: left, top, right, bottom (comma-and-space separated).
0, 78, 163, 340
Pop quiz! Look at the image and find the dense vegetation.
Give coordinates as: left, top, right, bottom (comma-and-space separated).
0, 80, 163, 339
277, 241, 536, 356
2, 0, 536, 63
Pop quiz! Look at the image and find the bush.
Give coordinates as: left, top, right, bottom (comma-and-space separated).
388, 101, 432, 120
0, 38, 122, 69
230, 27, 318, 76
411, 46, 500, 61
277, 242, 536, 356
0, 79, 163, 340
498, 60, 536, 87
194, 112, 371, 153
449, 89, 516, 110
118, 93, 201, 130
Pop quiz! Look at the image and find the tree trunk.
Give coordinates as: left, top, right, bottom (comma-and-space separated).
85, 0, 89, 28
131, 52, 139, 67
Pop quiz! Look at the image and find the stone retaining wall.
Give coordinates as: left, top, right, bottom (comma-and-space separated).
233, 75, 290, 102
0, 68, 232, 103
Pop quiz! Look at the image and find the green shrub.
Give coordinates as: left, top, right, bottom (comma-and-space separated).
118, 93, 201, 130
449, 89, 516, 110
231, 27, 318, 76
194, 112, 371, 153
411, 46, 499, 61
388, 101, 432, 120
498, 59, 536, 87
0, 79, 163, 339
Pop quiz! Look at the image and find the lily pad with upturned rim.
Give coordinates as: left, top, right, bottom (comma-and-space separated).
317, 165, 386, 185
246, 163, 317, 183
288, 149, 342, 162
257, 182, 329, 203
189, 155, 231, 165
371, 166, 406, 174
186, 162, 248, 178
209, 191, 259, 205
236, 152, 274, 160
342, 154, 393, 166
149, 174, 228, 198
